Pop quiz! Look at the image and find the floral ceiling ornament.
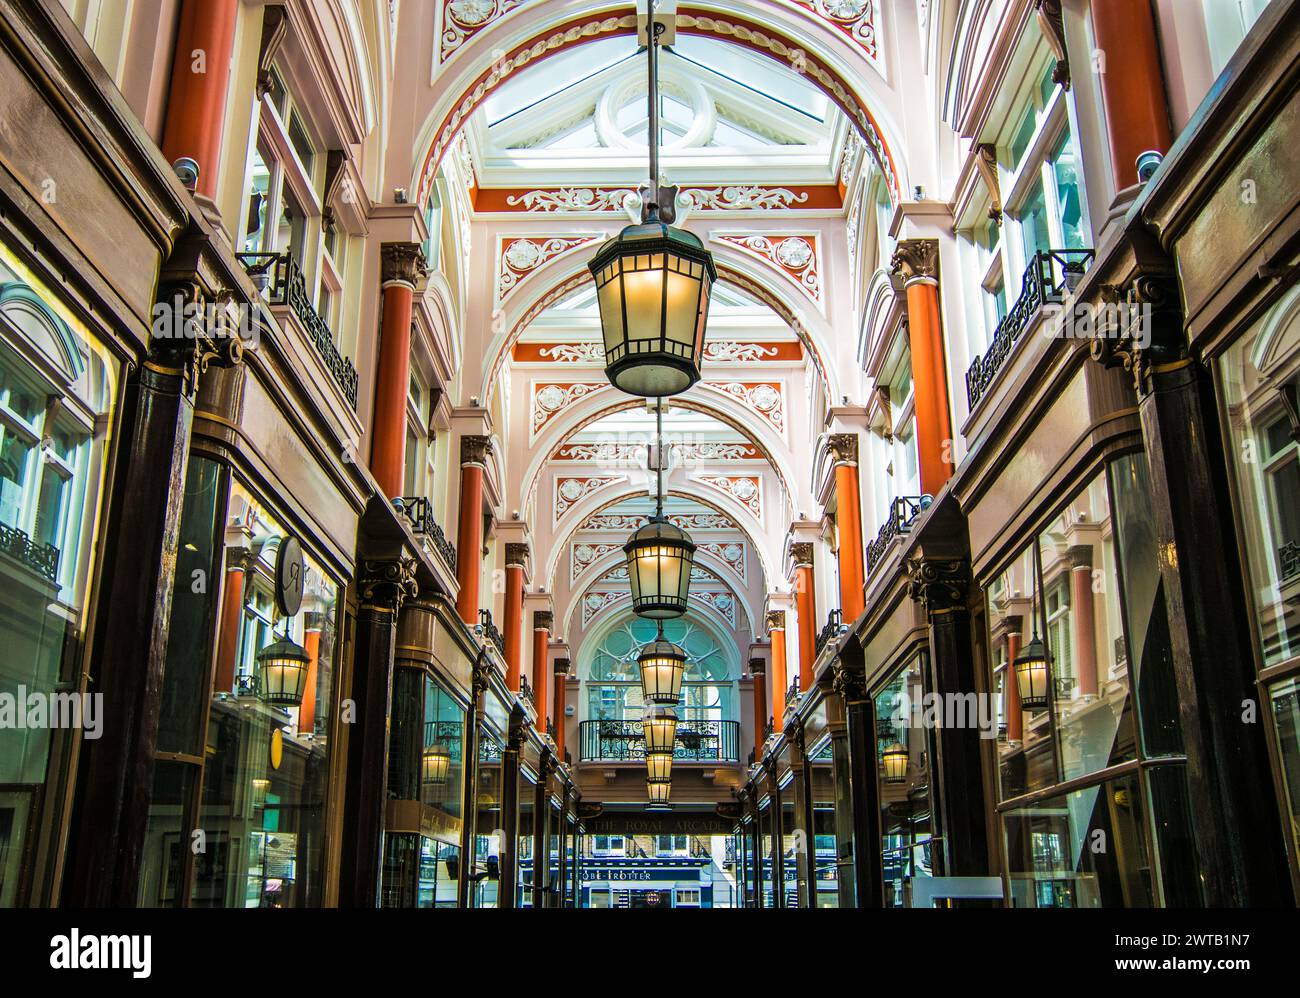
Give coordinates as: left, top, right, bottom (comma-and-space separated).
505, 187, 640, 213
703, 381, 786, 434
582, 590, 629, 625
579, 511, 738, 532
692, 590, 737, 627
531, 382, 603, 437
570, 542, 624, 584
789, 0, 881, 62
702, 342, 780, 363
537, 342, 605, 364
719, 234, 821, 303
681, 186, 811, 211
497, 236, 600, 303
697, 475, 763, 521
698, 541, 747, 583
553, 441, 646, 464
554, 476, 625, 523
440, 0, 529, 62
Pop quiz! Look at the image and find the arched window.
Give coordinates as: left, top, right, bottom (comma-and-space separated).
583, 614, 733, 722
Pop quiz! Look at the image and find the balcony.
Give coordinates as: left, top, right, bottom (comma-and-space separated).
785, 676, 801, 708
965, 249, 1095, 412
235, 251, 360, 408
395, 496, 458, 572
815, 608, 846, 657
477, 609, 505, 656
1280, 541, 1300, 583
0, 522, 59, 583
866, 495, 933, 575
578, 719, 740, 763
520, 674, 536, 711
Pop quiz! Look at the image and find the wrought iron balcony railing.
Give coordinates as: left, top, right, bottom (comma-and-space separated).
866, 495, 933, 574
0, 522, 59, 583
578, 719, 740, 763
815, 608, 846, 657
1280, 541, 1300, 583
395, 497, 458, 571
786, 676, 802, 707
235, 250, 360, 408
477, 609, 505, 656
965, 248, 1094, 411
520, 674, 536, 710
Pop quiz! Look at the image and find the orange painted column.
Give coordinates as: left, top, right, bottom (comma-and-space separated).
455, 437, 490, 624
532, 611, 552, 731
750, 659, 768, 760
832, 437, 865, 622
299, 624, 321, 735
893, 240, 953, 498
213, 551, 247, 694
1090, 0, 1173, 189
791, 544, 817, 693
371, 244, 427, 498
502, 544, 528, 693
1070, 549, 1099, 698
767, 611, 789, 731
1006, 630, 1023, 743
553, 658, 570, 760
161, 0, 239, 199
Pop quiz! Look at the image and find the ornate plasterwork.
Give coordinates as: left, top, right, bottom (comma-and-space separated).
532, 382, 603, 437
580, 511, 737, 532
697, 475, 762, 521
553, 441, 645, 464
506, 187, 639, 213
536, 342, 604, 363
698, 541, 747, 583
554, 476, 624, 522
703, 381, 785, 435
497, 235, 599, 303
718, 234, 821, 302
570, 542, 623, 584
579, 587, 738, 626
790, 0, 880, 62
674, 442, 759, 462
582, 590, 627, 625
439, 0, 528, 63
681, 186, 810, 211
692, 590, 737, 627
702, 341, 780, 363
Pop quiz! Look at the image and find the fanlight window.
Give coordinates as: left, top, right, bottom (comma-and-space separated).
585, 615, 732, 722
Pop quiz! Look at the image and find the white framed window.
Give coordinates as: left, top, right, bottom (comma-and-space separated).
675, 887, 702, 907
879, 330, 919, 504
656, 834, 689, 857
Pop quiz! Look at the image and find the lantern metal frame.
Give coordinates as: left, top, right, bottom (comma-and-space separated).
256, 628, 311, 707
638, 627, 687, 703
881, 741, 909, 784
1015, 543, 1054, 713
422, 741, 452, 786
645, 748, 674, 783
587, 12, 716, 398
642, 705, 678, 754
646, 780, 672, 807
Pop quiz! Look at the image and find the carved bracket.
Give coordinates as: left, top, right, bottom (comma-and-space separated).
359, 557, 419, 613
907, 557, 969, 611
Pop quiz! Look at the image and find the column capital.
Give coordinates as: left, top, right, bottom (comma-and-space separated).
359, 557, 419, 614
785, 715, 806, 753
534, 609, 554, 631
381, 241, 430, 290
505, 543, 530, 569
907, 557, 969, 611
461, 434, 493, 468
749, 657, 766, 676
789, 542, 814, 569
891, 238, 940, 287
830, 660, 868, 705
1090, 271, 1185, 397
826, 432, 859, 467
765, 609, 786, 633
553, 656, 571, 675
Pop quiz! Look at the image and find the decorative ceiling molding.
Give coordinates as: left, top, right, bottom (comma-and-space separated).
579, 511, 738, 532
696, 474, 763, 521
439, 0, 527, 64
531, 381, 604, 438
514, 341, 604, 364
789, 0, 881, 63
497, 235, 600, 304
579, 585, 737, 627
570, 542, 624, 585
691, 589, 738, 627
554, 475, 625, 524
698, 541, 747, 583
474, 184, 842, 214
702, 381, 785, 435
718, 234, 821, 303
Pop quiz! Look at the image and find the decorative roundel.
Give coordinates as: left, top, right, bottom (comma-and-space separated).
730, 478, 758, 501
821, 0, 870, 22
536, 384, 568, 412
448, 0, 498, 29
748, 384, 781, 413
775, 236, 814, 270
504, 238, 543, 271
559, 479, 587, 501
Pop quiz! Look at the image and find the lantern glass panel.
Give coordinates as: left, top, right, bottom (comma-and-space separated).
646, 751, 674, 782
881, 743, 909, 784
625, 518, 695, 619
647, 781, 672, 805
1015, 639, 1051, 711
643, 708, 678, 753
639, 639, 686, 703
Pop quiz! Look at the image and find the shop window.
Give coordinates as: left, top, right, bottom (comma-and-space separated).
873, 656, 936, 906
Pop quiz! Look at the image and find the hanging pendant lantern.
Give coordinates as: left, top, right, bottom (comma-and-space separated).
642, 706, 678, 754
881, 742, 909, 784
423, 742, 451, 786
638, 631, 687, 703
646, 749, 674, 783
1014, 636, 1052, 712
587, 10, 715, 398
646, 780, 672, 808
257, 633, 311, 707
625, 516, 695, 618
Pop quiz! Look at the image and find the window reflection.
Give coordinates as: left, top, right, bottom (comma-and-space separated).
874, 657, 936, 906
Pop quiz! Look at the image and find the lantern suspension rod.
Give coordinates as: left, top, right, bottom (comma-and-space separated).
645, 2, 664, 222
655, 398, 665, 516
